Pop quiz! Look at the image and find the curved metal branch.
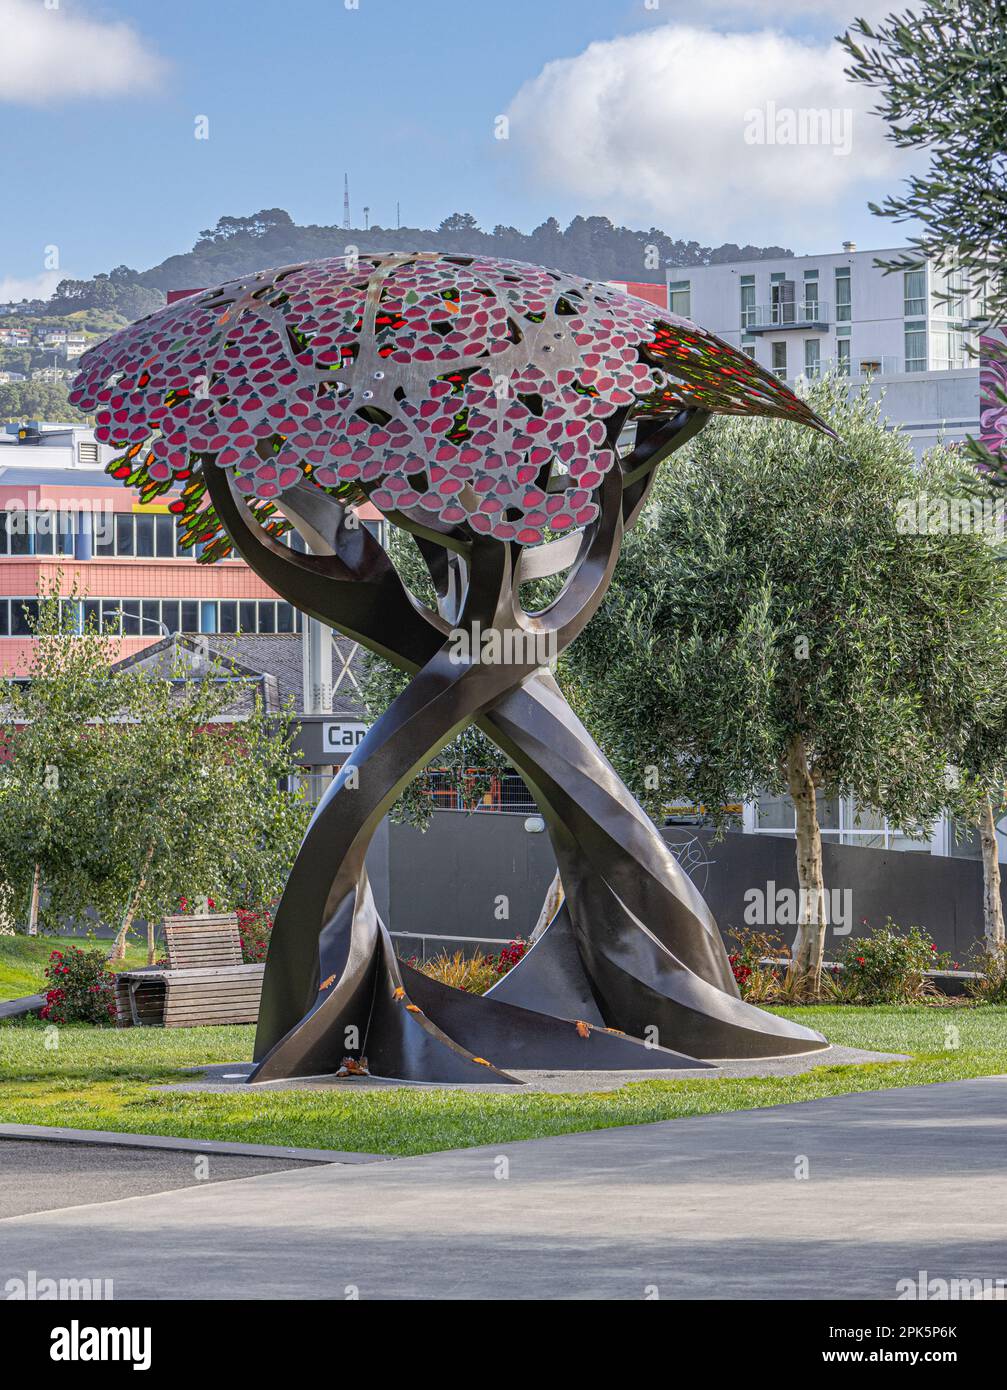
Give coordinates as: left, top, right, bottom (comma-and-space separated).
520, 464, 624, 646
201, 461, 447, 669
622, 409, 710, 529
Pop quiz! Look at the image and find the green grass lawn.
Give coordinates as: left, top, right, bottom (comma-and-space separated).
0, 934, 148, 1002
0, 1005, 1004, 1156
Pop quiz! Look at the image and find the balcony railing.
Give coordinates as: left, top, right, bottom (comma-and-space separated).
743, 301, 831, 331
788, 354, 901, 384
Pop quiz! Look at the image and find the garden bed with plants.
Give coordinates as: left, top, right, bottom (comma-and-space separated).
727, 920, 1007, 1007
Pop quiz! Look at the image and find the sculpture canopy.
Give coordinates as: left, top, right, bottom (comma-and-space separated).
70, 252, 826, 558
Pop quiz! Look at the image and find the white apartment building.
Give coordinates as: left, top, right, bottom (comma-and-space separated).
667, 243, 980, 454
667, 244, 995, 862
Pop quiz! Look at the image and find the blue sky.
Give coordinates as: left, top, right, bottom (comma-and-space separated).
1, 0, 914, 295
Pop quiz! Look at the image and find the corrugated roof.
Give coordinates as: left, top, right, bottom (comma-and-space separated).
111, 631, 368, 719
0, 466, 122, 488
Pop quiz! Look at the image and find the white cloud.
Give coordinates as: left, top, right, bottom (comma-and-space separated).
0, 270, 64, 303
505, 25, 911, 247
0, 0, 165, 104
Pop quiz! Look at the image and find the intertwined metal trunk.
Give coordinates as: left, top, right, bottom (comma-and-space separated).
202, 411, 825, 1083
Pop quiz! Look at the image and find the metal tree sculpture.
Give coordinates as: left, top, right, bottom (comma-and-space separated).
72, 252, 829, 1082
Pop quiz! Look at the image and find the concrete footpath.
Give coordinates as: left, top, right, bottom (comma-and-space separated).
2, 1077, 1006, 1300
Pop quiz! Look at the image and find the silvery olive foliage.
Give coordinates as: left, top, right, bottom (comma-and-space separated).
565, 380, 1007, 837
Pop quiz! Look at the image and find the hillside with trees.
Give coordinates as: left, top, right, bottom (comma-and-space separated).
135, 208, 792, 293
0, 209, 791, 424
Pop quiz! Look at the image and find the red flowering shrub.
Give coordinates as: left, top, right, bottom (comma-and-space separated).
236, 907, 273, 964
40, 948, 117, 1025
840, 920, 951, 1003
726, 928, 789, 1000
494, 939, 527, 975
728, 953, 753, 989
403, 939, 529, 993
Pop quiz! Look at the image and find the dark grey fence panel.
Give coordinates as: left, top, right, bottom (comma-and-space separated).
379, 814, 997, 960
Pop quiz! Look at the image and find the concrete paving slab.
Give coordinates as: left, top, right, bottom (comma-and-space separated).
0, 1139, 320, 1221
0, 1123, 386, 1165
163, 1043, 905, 1095
2, 1076, 1004, 1299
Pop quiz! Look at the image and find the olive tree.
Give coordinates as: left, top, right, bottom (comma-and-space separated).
562, 381, 1007, 986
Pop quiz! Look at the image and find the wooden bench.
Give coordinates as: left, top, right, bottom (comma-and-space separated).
114, 913, 265, 1028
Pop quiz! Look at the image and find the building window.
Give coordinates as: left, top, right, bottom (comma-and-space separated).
905, 321, 927, 372
668, 279, 691, 318
771, 279, 796, 325
135, 514, 155, 558
8, 599, 39, 637
1, 510, 74, 557
115, 514, 135, 556
945, 276, 967, 319
751, 789, 929, 853
771, 341, 787, 380
803, 271, 820, 319
904, 269, 927, 317
0, 596, 303, 638
835, 267, 851, 322
804, 339, 821, 379
117, 600, 141, 635
155, 515, 176, 557
740, 276, 755, 328
92, 511, 195, 559
837, 338, 851, 375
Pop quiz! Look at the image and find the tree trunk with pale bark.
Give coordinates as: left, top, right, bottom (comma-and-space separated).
786, 735, 828, 991
111, 844, 154, 961
26, 863, 40, 936
979, 792, 1005, 949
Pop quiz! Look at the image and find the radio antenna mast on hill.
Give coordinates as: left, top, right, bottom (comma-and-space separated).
343, 174, 351, 231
